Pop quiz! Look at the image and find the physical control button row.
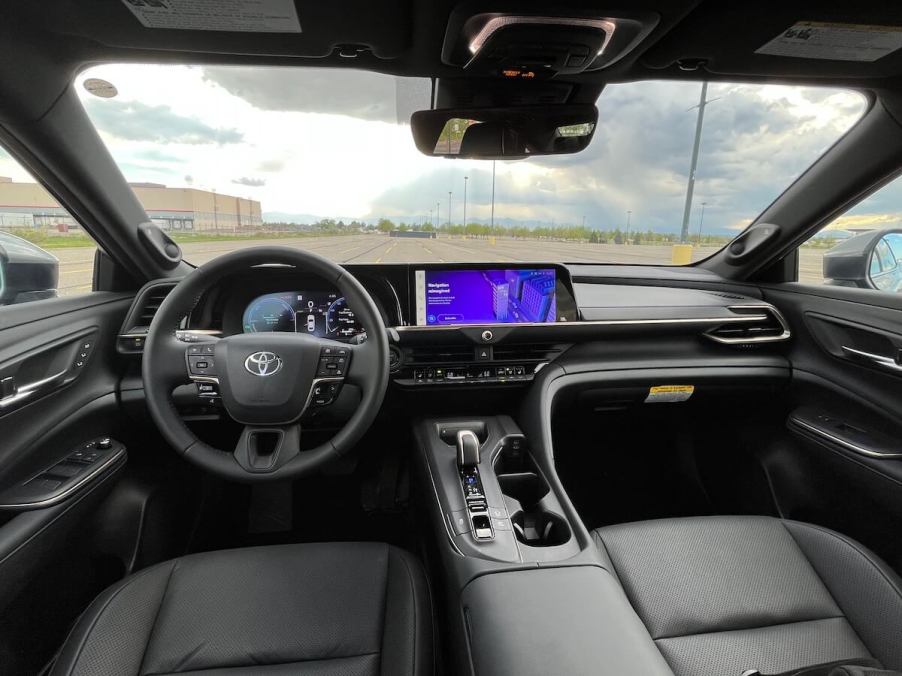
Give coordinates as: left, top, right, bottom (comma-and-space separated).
74, 339, 94, 369
187, 343, 218, 377
412, 364, 530, 384
311, 381, 342, 406
316, 346, 350, 377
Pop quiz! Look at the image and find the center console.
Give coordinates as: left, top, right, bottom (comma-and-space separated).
414, 416, 675, 675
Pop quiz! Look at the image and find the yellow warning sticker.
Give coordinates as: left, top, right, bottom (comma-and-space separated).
645, 385, 695, 404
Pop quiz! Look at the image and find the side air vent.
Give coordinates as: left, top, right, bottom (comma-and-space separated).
135, 285, 175, 329
705, 305, 790, 345
117, 281, 177, 353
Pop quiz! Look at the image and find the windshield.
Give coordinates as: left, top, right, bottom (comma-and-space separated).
70, 65, 865, 267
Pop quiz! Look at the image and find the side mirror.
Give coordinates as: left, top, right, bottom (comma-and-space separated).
868, 231, 902, 292
410, 104, 598, 159
0, 232, 59, 305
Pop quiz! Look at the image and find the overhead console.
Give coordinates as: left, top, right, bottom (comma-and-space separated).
441, 6, 661, 76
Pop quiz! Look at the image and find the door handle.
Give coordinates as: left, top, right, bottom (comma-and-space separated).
841, 346, 902, 374
0, 370, 69, 411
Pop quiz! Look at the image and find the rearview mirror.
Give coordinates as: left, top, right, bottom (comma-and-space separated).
410, 105, 598, 159
823, 228, 902, 293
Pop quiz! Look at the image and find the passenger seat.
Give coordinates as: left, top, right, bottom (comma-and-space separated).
593, 516, 902, 676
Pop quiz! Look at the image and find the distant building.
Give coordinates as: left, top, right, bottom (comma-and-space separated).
0, 177, 262, 232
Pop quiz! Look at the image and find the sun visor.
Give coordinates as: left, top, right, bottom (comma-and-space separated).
642, 3, 902, 80
50, 0, 413, 60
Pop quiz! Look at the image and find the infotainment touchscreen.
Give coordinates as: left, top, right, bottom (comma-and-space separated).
414, 268, 558, 326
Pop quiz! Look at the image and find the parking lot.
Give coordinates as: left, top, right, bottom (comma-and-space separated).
50, 234, 830, 296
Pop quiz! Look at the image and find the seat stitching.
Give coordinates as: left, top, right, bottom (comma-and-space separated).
395, 550, 418, 676
783, 519, 902, 665
378, 545, 391, 676
653, 615, 850, 643
784, 520, 902, 603
60, 561, 176, 676
137, 558, 181, 676
142, 651, 381, 676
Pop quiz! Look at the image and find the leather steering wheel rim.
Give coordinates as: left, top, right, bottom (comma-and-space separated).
142, 246, 390, 482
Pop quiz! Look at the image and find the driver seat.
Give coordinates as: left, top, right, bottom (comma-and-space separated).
50, 542, 433, 676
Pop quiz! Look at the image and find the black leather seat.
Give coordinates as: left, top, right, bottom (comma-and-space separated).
594, 516, 902, 676
50, 542, 433, 676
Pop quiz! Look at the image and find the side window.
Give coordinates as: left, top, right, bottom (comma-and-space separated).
802, 176, 902, 293
0, 148, 98, 306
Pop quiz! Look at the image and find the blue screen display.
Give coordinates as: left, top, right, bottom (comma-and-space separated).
419, 268, 557, 325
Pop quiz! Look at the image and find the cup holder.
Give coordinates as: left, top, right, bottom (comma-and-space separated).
496, 472, 548, 506
496, 471, 572, 548
510, 510, 571, 547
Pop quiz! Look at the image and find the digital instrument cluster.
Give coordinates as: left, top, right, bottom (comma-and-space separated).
242, 291, 364, 340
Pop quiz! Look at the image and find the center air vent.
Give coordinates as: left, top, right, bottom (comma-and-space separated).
705, 305, 790, 345
492, 343, 564, 362
405, 342, 565, 365
406, 345, 475, 365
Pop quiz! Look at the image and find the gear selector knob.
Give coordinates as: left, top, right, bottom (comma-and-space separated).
456, 430, 481, 467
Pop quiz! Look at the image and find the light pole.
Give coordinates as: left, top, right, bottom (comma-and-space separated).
696, 202, 707, 245
625, 210, 632, 244
463, 176, 468, 229
490, 161, 496, 234
447, 191, 452, 228
436, 201, 441, 229
679, 81, 722, 244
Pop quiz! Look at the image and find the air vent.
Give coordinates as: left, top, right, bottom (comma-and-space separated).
406, 345, 475, 365
117, 282, 178, 353
404, 342, 565, 365
133, 284, 176, 332
388, 345, 403, 372
492, 343, 564, 362
705, 305, 790, 345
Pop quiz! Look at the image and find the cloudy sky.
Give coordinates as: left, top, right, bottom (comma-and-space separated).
57, 64, 891, 235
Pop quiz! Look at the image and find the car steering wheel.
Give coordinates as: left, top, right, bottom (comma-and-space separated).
142, 246, 389, 482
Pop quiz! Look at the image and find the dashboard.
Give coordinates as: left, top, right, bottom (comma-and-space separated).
242, 290, 364, 341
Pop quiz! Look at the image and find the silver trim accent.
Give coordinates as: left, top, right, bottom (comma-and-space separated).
394, 314, 770, 332
789, 416, 902, 459
703, 304, 792, 344
841, 346, 902, 374
0, 445, 127, 510
0, 370, 68, 411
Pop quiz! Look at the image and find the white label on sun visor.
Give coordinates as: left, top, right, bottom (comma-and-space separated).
756, 22, 902, 62
121, 0, 301, 34
645, 385, 695, 404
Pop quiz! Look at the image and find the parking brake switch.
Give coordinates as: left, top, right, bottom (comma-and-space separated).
457, 430, 493, 540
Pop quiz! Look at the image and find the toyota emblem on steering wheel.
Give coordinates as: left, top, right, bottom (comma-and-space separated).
244, 351, 283, 377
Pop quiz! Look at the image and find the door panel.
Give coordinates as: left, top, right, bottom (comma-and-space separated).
0, 292, 134, 672
760, 283, 902, 570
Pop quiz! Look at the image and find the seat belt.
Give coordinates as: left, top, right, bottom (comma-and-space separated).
741, 658, 901, 676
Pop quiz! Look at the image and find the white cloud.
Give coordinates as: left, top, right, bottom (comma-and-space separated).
74, 65, 869, 234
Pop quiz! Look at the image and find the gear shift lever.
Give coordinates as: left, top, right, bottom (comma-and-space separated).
456, 430, 481, 466
455, 430, 492, 540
